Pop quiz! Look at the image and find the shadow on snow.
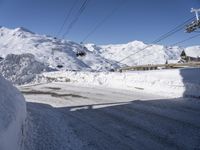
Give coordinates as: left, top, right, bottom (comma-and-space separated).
26, 97, 200, 150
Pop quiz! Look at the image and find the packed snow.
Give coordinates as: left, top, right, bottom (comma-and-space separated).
0, 76, 26, 150
35, 68, 200, 98
19, 82, 200, 150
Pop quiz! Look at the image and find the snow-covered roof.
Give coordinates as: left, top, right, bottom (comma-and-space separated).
167, 59, 178, 64
184, 46, 200, 58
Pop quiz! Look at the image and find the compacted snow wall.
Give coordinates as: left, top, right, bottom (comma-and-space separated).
38, 68, 200, 98
0, 76, 26, 150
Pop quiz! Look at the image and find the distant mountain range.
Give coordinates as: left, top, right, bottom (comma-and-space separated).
0, 26, 199, 71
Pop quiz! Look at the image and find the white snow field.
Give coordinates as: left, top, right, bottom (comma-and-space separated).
0, 76, 26, 150
19, 82, 200, 150
35, 68, 200, 98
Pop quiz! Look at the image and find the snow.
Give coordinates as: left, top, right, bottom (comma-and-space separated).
0, 26, 200, 86
85, 41, 183, 66
0, 53, 55, 85
0, 26, 199, 148
19, 82, 200, 150
0, 26, 198, 150
166, 59, 179, 64
184, 46, 200, 58
0, 24, 199, 150
0, 26, 195, 73
0, 26, 118, 71
0, 76, 26, 150
35, 68, 200, 98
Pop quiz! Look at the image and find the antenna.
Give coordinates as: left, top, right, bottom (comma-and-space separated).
191, 8, 200, 21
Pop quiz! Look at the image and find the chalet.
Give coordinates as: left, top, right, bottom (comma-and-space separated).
180, 47, 200, 62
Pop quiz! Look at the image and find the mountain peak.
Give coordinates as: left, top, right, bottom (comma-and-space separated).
127, 40, 146, 45
0, 26, 35, 35
14, 27, 34, 34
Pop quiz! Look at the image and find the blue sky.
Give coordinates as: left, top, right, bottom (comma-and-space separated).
0, 0, 199, 46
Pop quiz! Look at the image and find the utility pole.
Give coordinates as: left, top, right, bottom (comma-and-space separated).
186, 8, 200, 33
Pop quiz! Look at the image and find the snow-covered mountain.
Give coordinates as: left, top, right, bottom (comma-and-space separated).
0, 27, 118, 71
85, 41, 183, 66
0, 26, 198, 72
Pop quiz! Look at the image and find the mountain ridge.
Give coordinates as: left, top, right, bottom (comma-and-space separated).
0, 26, 198, 70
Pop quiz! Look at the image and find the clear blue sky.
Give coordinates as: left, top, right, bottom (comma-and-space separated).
0, 0, 199, 46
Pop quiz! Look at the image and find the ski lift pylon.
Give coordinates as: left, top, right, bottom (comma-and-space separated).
186, 8, 200, 33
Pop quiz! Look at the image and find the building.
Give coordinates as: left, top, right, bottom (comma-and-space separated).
180, 47, 200, 62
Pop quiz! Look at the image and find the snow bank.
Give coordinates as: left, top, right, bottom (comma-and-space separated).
0, 76, 26, 150
37, 68, 200, 98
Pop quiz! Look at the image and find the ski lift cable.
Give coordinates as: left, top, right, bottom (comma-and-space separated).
152, 16, 195, 43
62, 0, 89, 37
56, 0, 80, 37
171, 33, 200, 46
129, 33, 200, 64
62, 0, 90, 38
81, 0, 128, 43
116, 29, 184, 66
115, 16, 196, 65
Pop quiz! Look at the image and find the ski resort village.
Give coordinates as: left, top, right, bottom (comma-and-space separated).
0, 0, 200, 150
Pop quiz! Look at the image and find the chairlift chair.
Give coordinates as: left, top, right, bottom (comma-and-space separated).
76, 42, 87, 57
57, 64, 63, 68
